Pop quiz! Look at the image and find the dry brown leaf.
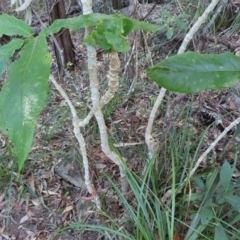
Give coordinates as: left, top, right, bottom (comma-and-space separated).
62, 205, 73, 214
229, 100, 237, 110
173, 232, 182, 240
80, 194, 95, 201
27, 173, 35, 193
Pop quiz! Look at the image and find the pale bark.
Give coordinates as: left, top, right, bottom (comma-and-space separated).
49, 75, 101, 209
81, 0, 128, 193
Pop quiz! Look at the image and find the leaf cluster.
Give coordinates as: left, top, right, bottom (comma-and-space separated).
0, 12, 158, 174
185, 162, 240, 239
153, 8, 189, 39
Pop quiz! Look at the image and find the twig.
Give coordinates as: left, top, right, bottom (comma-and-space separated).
178, 0, 220, 54
203, 0, 228, 34
113, 142, 144, 147
145, 0, 220, 160
49, 75, 101, 209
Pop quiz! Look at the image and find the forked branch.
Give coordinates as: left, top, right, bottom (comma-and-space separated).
49, 75, 101, 209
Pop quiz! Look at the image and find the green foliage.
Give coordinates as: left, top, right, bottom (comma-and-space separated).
220, 161, 232, 191
43, 13, 158, 53
0, 12, 158, 173
43, 13, 158, 37
99, 158, 168, 240
0, 38, 24, 76
214, 225, 229, 240
185, 162, 240, 239
88, 17, 130, 52
0, 34, 51, 173
147, 52, 240, 93
0, 14, 33, 37
153, 8, 189, 39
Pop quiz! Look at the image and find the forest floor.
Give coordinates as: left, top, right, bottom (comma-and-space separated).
1, 1, 240, 239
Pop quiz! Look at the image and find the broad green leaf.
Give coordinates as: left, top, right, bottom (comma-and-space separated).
43, 13, 158, 37
200, 206, 213, 225
0, 38, 24, 76
215, 189, 226, 204
214, 225, 229, 240
194, 177, 205, 192
147, 52, 240, 93
101, 17, 123, 34
225, 195, 240, 212
220, 161, 232, 190
122, 18, 133, 36
104, 32, 130, 52
90, 30, 112, 51
82, 34, 96, 47
83, 16, 131, 52
183, 193, 203, 202
166, 27, 173, 39
43, 13, 158, 52
229, 213, 240, 225
127, 17, 159, 32
0, 14, 33, 37
174, 18, 188, 29
216, 195, 226, 204
0, 34, 51, 172
161, 9, 171, 18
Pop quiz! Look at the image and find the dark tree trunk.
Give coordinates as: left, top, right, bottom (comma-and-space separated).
47, 0, 75, 78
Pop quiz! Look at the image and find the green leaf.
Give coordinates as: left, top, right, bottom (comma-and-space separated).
0, 34, 51, 172
161, 9, 171, 18
43, 13, 158, 37
229, 213, 240, 225
200, 206, 213, 225
0, 38, 24, 76
215, 188, 226, 204
127, 17, 159, 32
104, 32, 130, 52
214, 225, 229, 240
166, 27, 173, 39
122, 18, 133, 36
82, 34, 96, 47
0, 14, 33, 37
174, 18, 188, 29
225, 195, 240, 212
147, 52, 240, 93
44, 13, 157, 52
101, 17, 123, 34
194, 177, 205, 192
91, 30, 112, 52
183, 193, 203, 202
220, 161, 232, 190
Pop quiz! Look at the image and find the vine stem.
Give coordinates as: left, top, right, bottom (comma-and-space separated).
82, 0, 128, 193
145, 0, 220, 159
49, 75, 101, 209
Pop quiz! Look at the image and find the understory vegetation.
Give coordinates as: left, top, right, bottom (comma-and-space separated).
1, 0, 240, 239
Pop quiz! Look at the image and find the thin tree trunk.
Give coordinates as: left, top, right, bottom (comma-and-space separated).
47, 0, 75, 78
